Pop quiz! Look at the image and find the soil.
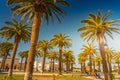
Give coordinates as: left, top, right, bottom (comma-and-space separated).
33, 76, 55, 80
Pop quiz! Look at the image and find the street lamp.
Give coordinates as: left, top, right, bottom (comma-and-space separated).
104, 43, 108, 49
104, 43, 112, 74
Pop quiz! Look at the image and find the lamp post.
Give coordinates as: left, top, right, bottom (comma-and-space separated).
104, 43, 108, 49
104, 43, 108, 61
104, 43, 113, 80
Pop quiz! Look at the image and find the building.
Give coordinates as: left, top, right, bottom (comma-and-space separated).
0, 58, 20, 71
0, 58, 67, 72
33, 61, 66, 72
34, 61, 51, 72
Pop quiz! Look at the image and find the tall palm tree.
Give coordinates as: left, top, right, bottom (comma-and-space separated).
81, 43, 96, 75
63, 49, 73, 72
7, 1, 69, 80
51, 33, 71, 75
0, 19, 31, 76
0, 42, 13, 71
48, 51, 57, 72
37, 40, 53, 72
77, 11, 120, 80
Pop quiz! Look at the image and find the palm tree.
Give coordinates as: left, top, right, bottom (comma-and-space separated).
81, 43, 96, 75
0, 19, 31, 76
95, 56, 101, 72
19, 50, 40, 71
77, 11, 120, 80
105, 47, 114, 76
23, 50, 29, 71
51, 33, 71, 75
78, 53, 87, 73
92, 57, 97, 71
68, 53, 75, 72
48, 51, 57, 72
37, 40, 53, 72
18, 51, 28, 71
0, 42, 13, 71
63, 49, 73, 72
7, 0, 69, 80
114, 52, 120, 74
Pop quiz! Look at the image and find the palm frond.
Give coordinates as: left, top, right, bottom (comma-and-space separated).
102, 10, 111, 22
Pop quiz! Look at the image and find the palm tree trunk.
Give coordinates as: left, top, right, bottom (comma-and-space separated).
83, 61, 86, 73
58, 46, 62, 75
89, 55, 92, 75
93, 61, 95, 71
68, 61, 70, 71
107, 53, 112, 73
3, 52, 9, 71
61, 61, 63, 72
71, 63, 73, 72
80, 63, 82, 72
0, 52, 9, 71
108, 61, 112, 80
41, 51, 46, 72
98, 32, 111, 80
0, 55, 5, 71
52, 59, 55, 72
8, 38, 19, 76
24, 11, 42, 80
20, 58, 23, 70
107, 53, 112, 80
98, 61, 101, 72
66, 56, 69, 72
50, 59, 52, 72
24, 57, 28, 71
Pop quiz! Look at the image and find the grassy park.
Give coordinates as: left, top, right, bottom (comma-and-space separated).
0, 74, 92, 80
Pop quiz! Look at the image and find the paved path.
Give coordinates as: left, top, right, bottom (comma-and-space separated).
85, 74, 120, 80
1, 72, 120, 80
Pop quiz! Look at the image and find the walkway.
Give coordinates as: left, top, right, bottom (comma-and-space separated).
1, 72, 120, 80
85, 73, 120, 80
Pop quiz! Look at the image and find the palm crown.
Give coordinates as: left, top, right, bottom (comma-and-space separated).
78, 11, 120, 42
9, 0, 69, 23
0, 42, 13, 55
0, 19, 31, 42
51, 33, 71, 48
78, 10, 120, 79
81, 43, 96, 55
37, 40, 53, 52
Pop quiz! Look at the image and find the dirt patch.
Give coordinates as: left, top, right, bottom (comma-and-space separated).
33, 76, 55, 80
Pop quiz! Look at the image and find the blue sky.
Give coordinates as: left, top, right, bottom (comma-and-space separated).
1, 0, 120, 66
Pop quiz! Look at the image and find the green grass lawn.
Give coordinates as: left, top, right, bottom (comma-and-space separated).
0, 74, 93, 80
0, 74, 24, 80
56, 76, 92, 80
